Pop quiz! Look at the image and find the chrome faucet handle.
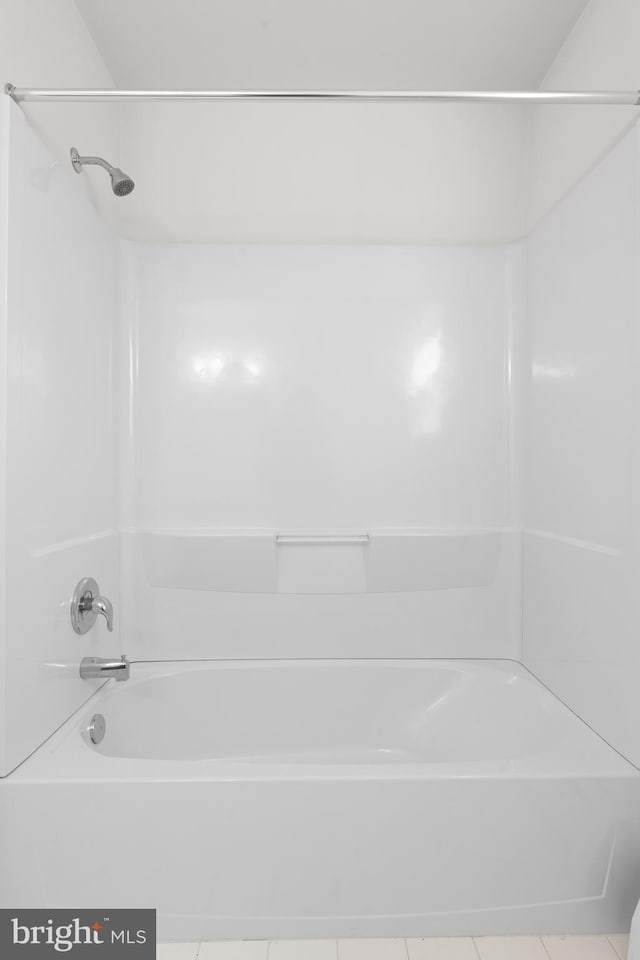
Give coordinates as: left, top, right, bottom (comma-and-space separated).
89, 595, 113, 632
70, 578, 114, 634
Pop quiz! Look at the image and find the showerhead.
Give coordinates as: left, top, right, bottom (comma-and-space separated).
70, 147, 135, 197
109, 168, 135, 197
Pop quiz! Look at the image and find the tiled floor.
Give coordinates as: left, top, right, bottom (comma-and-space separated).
157, 934, 629, 960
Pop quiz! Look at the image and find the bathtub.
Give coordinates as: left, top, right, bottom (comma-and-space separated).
2, 659, 640, 940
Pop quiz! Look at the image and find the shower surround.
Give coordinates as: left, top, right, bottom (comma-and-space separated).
1, 95, 640, 936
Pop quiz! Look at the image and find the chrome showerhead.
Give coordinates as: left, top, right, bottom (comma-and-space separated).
109, 168, 135, 196
70, 146, 135, 196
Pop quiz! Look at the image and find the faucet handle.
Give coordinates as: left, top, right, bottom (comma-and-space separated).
90, 595, 114, 632
70, 578, 114, 635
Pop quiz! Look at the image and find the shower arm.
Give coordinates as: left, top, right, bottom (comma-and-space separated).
70, 152, 115, 174
5, 84, 640, 106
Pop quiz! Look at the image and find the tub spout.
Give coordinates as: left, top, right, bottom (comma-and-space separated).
80, 655, 130, 682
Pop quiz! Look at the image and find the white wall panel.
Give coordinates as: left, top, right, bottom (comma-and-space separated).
0, 101, 120, 776
524, 120, 640, 764
131, 243, 516, 530
122, 241, 523, 660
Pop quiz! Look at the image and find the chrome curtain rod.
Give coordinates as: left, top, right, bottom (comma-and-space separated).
5, 84, 640, 105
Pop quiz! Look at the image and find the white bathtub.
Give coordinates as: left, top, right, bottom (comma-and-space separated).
2, 659, 640, 940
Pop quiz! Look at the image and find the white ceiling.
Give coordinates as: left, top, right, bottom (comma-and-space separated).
74, 0, 589, 91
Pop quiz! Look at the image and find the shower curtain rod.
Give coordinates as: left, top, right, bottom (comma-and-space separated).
5, 84, 640, 105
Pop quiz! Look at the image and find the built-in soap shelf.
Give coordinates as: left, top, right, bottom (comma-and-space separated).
139, 528, 503, 594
